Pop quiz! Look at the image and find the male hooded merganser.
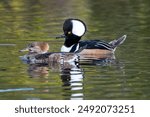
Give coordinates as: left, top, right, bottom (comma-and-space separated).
57, 18, 127, 55
19, 42, 78, 64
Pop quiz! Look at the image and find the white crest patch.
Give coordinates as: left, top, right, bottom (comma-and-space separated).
72, 20, 86, 37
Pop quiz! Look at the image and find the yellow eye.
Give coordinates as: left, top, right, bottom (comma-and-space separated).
68, 31, 71, 34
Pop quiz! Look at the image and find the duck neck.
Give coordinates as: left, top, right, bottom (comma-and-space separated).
64, 36, 81, 47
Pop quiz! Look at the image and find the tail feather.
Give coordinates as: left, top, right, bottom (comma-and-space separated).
109, 35, 127, 51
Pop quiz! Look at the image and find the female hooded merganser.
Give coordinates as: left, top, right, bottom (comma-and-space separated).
19, 42, 49, 54
19, 42, 78, 64
57, 18, 127, 55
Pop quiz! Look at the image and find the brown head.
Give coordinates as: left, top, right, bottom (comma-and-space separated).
20, 42, 49, 54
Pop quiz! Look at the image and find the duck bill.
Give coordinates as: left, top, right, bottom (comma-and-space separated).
56, 34, 66, 39
19, 47, 29, 52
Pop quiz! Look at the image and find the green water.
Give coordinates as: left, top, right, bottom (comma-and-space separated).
0, 0, 150, 100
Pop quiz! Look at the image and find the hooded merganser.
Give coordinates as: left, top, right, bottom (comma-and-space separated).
56, 18, 127, 54
19, 42, 49, 54
19, 42, 78, 64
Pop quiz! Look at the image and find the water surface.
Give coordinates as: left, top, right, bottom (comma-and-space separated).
0, 0, 150, 100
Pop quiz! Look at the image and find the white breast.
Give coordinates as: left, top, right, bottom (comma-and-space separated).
61, 45, 72, 52
61, 44, 79, 52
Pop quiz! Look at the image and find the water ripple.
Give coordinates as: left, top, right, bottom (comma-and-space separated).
0, 88, 34, 93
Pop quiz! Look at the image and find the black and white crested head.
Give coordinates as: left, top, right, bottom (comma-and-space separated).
63, 18, 86, 37
60, 18, 86, 52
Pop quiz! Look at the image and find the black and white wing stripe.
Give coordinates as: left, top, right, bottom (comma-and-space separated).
94, 41, 113, 51
79, 40, 113, 51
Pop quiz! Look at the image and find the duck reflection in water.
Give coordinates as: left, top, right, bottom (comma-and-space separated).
60, 61, 84, 100
27, 64, 49, 78
26, 57, 84, 100
19, 42, 84, 99
19, 42, 122, 100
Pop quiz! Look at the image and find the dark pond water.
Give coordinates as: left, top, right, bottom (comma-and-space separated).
0, 0, 150, 100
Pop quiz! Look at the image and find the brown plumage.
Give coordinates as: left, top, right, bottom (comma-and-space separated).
19, 42, 49, 54
19, 42, 78, 64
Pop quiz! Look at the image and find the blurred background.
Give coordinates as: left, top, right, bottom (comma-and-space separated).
0, 0, 149, 99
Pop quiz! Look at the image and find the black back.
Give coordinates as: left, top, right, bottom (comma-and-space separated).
78, 40, 113, 51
